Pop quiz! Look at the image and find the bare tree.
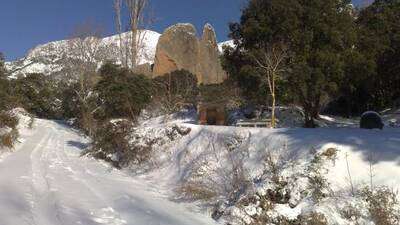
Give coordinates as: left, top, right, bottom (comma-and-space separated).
67, 22, 103, 102
251, 43, 289, 128
65, 22, 106, 136
126, 0, 148, 68
114, 0, 126, 67
113, 0, 151, 69
66, 21, 106, 74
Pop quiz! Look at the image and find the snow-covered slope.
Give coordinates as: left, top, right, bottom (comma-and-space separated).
1, 108, 399, 224
139, 117, 400, 194
130, 113, 400, 224
6, 30, 161, 78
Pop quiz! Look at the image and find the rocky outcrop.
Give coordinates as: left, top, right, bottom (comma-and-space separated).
153, 23, 227, 85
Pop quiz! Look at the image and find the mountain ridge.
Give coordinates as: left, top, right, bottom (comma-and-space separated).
6, 29, 233, 78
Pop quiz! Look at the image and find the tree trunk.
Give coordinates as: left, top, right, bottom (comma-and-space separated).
312, 107, 319, 120
114, 0, 125, 67
271, 93, 276, 128
303, 104, 317, 128
270, 71, 276, 128
131, 26, 138, 68
312, 98, 320, 119
304, 115, 316, 128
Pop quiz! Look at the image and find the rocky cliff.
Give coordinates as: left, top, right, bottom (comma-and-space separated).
152, 23, 227, 84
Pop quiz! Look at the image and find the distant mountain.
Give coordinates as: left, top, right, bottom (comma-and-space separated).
6, 30, 232, 79
5, 30, 161, 79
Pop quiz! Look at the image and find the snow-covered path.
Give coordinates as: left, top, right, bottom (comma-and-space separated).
0, 119, 216, 225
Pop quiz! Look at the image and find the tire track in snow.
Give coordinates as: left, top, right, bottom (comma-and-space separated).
46, 122, 127, 225
0, 119, 217, 225
30, 127, 65, 225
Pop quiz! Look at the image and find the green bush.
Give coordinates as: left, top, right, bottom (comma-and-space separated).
88, 120, 152, 168
0, 53, 14, 111
95, 63, 152, 121
12, 73, 60, 118
88, 120, 133, 168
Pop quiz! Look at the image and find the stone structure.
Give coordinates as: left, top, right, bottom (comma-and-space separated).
198, 103, 226, 126
152, 23, 227, 84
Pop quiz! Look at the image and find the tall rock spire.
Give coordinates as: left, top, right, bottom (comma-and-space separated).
152, 23, 227, 85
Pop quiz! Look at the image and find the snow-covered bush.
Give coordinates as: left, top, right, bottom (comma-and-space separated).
175, 136, 400, 225
0, 129, 19, 149
87, 120, 191, 169
177, 134, 253, 211
360, 186, 400, 225
88, 119, 136, 168
0, 111, 19, 149
0, 111, 19, 129
219, 148, 336, 225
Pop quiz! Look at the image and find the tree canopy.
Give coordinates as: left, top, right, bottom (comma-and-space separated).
224, 0, 357, 127
95, 63, 152, 121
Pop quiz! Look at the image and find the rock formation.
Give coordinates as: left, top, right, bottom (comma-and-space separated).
152, 23, 227, 84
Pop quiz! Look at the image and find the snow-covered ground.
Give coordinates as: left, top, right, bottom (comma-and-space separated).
145, 124, 400, 191
1, 109, 399, 224
131, 112, 400, 224
136, 115, 400, 196
0, 118, 217, 225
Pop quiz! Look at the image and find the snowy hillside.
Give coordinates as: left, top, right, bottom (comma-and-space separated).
126, 113, 400, 224
5, 30, 161, 78
6, 30, 233, 78
1, 107, 399, 224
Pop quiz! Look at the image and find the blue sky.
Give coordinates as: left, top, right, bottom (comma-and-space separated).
1, 0, 365, 60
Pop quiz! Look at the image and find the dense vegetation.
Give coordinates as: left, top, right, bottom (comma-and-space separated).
12, 73, 60, 118
0, 53, 19, 148
223, 0, 400, 126
95, 63, 153, 121
0, 53, 13, 111
152, 70, 199, 114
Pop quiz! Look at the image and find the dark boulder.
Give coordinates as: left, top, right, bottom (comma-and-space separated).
360, 111, 384, 129
242, 105, 256, 119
